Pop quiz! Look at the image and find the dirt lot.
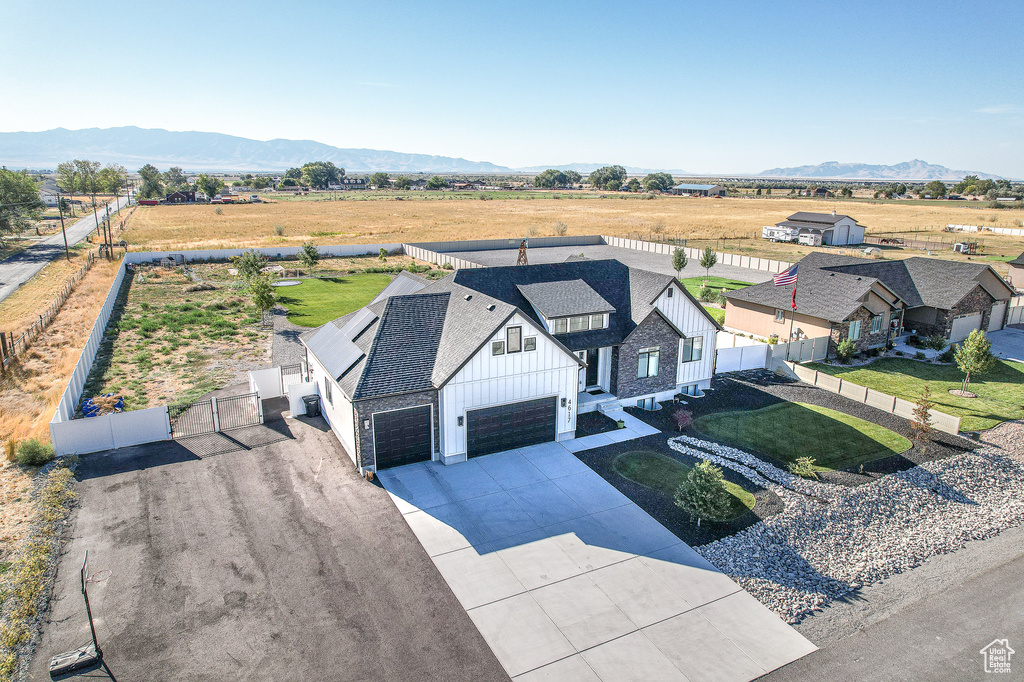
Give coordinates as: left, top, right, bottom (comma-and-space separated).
28, 406, 507, 681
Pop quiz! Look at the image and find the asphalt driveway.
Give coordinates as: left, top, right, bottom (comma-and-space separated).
29, 406, 507, 681
379, 442, 815, 681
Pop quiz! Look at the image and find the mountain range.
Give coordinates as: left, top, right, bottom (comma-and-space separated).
0, 127, 1004, 180
758, 159, 1002, 181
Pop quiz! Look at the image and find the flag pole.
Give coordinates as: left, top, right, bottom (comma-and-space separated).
788, 281, 797, 361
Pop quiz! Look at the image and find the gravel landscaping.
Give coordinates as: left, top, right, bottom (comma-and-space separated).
574, 410, 620, 438
681, 424, 1024, 624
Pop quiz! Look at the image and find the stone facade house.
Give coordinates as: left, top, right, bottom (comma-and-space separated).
302, 260, 719, 472
724, 252, 1015, 353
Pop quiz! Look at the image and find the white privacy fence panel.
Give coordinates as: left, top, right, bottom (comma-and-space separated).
124, 243, 403, 265
716, 334, 829, 374
249, 367, 284, 399
715, 345, 769, 373
947, 224, 1024, 237
1008, 297, 1024, 326
786, 362, 961, 435
50, 407, 171, 456
601, 235, 794, 274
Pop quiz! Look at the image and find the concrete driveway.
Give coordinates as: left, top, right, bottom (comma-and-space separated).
379, 442, 815, 681
30, 406, 507, 681
988, 327, 1024, 363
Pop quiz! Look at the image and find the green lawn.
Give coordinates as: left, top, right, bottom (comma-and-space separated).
613, 451, 755, 521
702, 305, 725, 325
679, 276, 751, 298
695, 402, 911, 470
809, 358, 1024, 432
275, 274, 392, 327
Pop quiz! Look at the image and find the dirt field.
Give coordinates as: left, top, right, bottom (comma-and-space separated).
0, 246, 96, 334
122, 195, 1024, 273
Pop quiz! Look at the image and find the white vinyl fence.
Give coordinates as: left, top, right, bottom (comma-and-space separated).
249, 362, 307, 400
947, 224, 1024, 237
602, 235, 794, 275
1007, 296, 1024, 326
715, 332, 829, 374
788, 363, 962, 435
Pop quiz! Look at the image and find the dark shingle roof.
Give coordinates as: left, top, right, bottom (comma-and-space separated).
784, 212, 857, 226
353, 293, 449, 399
725, 266, 878, 323
518, 279, 615, 318
1008, 252, 1024, 266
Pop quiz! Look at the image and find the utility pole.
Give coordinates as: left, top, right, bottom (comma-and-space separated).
56, 192, 70, 261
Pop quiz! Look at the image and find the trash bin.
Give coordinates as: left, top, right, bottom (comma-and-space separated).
302, 394, 321, 418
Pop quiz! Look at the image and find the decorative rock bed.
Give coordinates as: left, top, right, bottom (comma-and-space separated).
672, 430, 1024, 624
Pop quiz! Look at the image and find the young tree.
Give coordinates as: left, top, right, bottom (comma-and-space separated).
699, 247, 717, 280
249, 274, 277, 325
910, 386, 934, 452
299, 242, 320, 274
378, 247, 388, 262
231, 249, 268, 284
674, 460, 732, 527
672, 247, 687, 278
369, 172, 390, 188
953, 329, 995, 395
393, 176, 412, 190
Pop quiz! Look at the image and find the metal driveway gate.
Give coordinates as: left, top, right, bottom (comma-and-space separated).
168, 399, 216, 438
217, 392, 263, 431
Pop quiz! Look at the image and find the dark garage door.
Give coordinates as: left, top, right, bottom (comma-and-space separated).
467, 397, 557, 458
373, 405, 432, 469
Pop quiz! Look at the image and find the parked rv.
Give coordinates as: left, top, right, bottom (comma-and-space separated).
762, 225, 799, 242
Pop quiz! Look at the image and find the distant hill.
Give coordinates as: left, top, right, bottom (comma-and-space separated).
758, 159, 1002, 181
0, 126, 513, 173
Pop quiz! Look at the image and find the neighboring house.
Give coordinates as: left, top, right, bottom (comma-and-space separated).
670, 183, 726, 197
302, 260, 720, 472
39, 180, 60, 207
725, 252, 1015, 351
1008, 252, 1024, 291
164, 190, 196, 204
812, 187, 832, 197
329, 178, 368, 190
773, 211, 865, 245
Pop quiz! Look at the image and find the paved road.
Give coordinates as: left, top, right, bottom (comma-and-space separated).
0, 194, 131, 304
29, 401, 508, 682
764, 524, 1024, 681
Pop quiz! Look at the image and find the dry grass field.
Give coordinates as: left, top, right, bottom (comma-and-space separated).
0, 247, 96, 334
122, 195, 1024, 273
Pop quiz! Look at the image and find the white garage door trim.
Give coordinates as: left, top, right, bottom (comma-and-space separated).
950, 313, 983, 343
989, 302, 1007, 332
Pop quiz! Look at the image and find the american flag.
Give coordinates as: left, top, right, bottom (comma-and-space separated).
773, 264, 798, 286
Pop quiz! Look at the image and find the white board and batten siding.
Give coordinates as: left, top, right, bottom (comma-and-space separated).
652, 282, 717, 388
306, 352, 358, 463
440, 313, 580, 459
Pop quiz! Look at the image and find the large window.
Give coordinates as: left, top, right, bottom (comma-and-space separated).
507, 326, 522, 353
870, 315, 883, 334
637, 346, 660, 378
848, 319, 862, 341
681, 336, 703, 363
553, 314, 606, 334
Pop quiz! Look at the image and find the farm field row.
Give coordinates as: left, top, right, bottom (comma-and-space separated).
122, 195, 1024, 274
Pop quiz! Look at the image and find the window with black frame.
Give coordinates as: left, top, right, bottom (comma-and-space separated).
637, 346, 660, 378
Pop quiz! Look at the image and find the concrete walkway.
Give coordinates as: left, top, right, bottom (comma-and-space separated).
378, 437, 815, 681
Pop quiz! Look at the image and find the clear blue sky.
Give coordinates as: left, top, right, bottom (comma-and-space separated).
2, 0, 1021, 176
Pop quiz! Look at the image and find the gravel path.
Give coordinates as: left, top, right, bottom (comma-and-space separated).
271, 305, 308, 366
689, 422, 1024, 624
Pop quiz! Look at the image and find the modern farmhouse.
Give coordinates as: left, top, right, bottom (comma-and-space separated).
302, 260, 719, 472
724, 252, 1015, 352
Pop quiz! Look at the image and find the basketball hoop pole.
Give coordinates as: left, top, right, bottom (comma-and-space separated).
48, 551, 108, 678
81, 552, 102, 658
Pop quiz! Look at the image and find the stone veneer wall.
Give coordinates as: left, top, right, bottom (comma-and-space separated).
353, 389, 440, 470
616, 314, 680, 399
828, 306, 889, 354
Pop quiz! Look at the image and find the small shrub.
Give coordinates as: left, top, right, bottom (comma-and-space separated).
378, 247, 388, 262
865, 347, 880, 358
16, 439, 55, 467
674, 460, 733, 527
273, 224, 285, 236
787, 456, 819, 480
914, 351, 927, 360
836, 338, 856, 363
938, 346, 955, 363
895, 350, 904, 356
213, 206, 223, 215
442, 262, 454, 270
553, 221, 568, 237
673, 408, 693, 431
907, 334, 921, 348
925, 334, 947, 351
698, 286, 716, 302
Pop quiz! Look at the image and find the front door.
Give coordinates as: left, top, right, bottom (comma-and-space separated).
586, 349, 599, 387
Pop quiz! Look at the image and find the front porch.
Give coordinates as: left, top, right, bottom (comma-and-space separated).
578, 388, 618, 414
